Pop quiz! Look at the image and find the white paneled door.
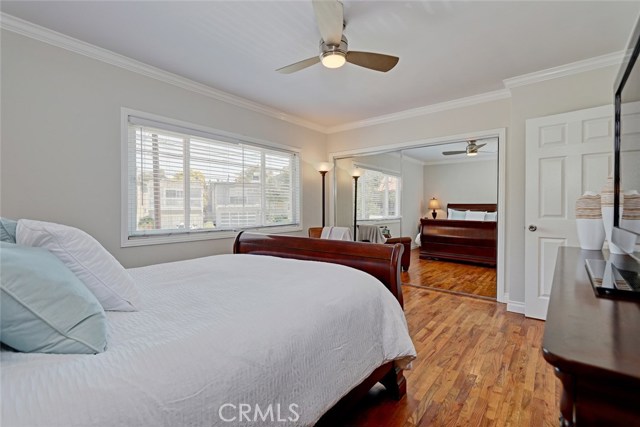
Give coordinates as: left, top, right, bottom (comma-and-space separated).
525, 105, 614, 320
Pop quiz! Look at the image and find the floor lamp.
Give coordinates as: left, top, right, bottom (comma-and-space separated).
352, 168, 363, 241
316, 162, 333, 227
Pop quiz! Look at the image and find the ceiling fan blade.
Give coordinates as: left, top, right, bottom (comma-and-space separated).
312, 0, 344, 45
475, 143, 487, 149
276, 56, 320, 74
346, 51, 399, 72
442, 150, 466, 156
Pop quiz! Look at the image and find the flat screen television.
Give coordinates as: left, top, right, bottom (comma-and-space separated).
610, 12, 640, 294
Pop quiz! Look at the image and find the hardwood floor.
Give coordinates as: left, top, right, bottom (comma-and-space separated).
337, 286, 561, 427
402, 249, 497, 299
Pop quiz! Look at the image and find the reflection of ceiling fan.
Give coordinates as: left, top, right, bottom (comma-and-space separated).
276, 0, 399, 74
442, 140, 487, 157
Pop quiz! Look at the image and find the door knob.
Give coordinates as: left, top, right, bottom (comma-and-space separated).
528, 225, 537, 232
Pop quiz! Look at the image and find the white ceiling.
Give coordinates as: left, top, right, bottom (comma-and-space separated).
3, 1, 639, 129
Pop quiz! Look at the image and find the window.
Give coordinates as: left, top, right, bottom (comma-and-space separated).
355, 167, 401, 220
123, 112, 300, 245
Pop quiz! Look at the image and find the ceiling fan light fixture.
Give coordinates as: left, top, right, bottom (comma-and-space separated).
319, 36, 348, 69
466, 140, 479, 156
321, 51, 346, 68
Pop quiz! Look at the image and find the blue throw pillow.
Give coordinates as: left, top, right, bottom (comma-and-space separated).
0, 242, 108, 354
0, 217, 17, 243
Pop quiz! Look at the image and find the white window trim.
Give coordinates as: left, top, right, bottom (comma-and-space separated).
357, 218, 402, 224
353, 164, 402, 222
120, 108, 302, 247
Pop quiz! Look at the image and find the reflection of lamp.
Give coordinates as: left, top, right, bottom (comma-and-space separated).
316, 162, 334, 227
352, 168, 363, 241
428, 197, 441, 219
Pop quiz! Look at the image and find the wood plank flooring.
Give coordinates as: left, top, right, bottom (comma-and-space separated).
336, 286, 561, 426
402, 249, 497, 299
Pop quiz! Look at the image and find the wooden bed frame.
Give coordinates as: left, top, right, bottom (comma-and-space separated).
308, 226, 413, 271
420, 203, 497, 266
233, 232, 407, 419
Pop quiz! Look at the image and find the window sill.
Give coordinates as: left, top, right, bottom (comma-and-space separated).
121, 224, 302, 248
357, 218, 401, 223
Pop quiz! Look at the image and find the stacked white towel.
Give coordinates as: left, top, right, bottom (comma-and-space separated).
320, 226, 353, 241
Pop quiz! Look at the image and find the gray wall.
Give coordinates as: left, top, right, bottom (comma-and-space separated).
327, 66, 618, 306
0, 31, 326, 268
400, 158, 424, 243
0, 27, 620, 307
423, 159, 498, 218
505, 66, 617, 302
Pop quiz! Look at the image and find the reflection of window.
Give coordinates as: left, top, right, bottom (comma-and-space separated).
125, 112, 300, 243
355, 168, 401, 220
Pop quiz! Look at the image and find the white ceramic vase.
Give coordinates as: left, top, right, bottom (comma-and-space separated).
621, 191, 640, 234
618, 190, 640, 252
600, 177, 625, 254
576, 219, 605, 250
575, 191, 605, 250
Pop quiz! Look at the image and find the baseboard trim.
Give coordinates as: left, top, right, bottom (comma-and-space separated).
403, 283, 496, 302
506, 300, 525, 314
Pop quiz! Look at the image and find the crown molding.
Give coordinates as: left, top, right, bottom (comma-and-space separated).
503, 51, 624, 89
375, 151, 427, 166
423, 156, 497, 167
325, 89, 511, 134
1, 12, 625, 136
401, 154, 426, 166
0, 13, 326, 133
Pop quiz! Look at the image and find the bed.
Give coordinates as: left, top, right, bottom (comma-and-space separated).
308, 226, 413, 271
1, 232, 416, 427
419, 203, 497, 266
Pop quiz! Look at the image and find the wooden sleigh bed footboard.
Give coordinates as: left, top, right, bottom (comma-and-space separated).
233, 232, 407, 419
420, 203, 497, 266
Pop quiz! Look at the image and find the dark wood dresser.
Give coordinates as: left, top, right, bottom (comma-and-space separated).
543, 247, 640, 426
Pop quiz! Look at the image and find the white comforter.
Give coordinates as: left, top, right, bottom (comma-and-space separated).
2, 254, 416, 427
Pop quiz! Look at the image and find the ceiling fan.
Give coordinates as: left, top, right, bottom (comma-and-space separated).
276, 0, 399, 74
442, 140, 488, 157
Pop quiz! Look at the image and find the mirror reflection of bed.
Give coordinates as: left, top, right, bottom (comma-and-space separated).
334, 138, 499, 300
411, 203, 497, 299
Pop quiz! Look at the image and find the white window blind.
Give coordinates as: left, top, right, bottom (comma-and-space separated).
355, 167, 400, 220
126, 116, 300, 240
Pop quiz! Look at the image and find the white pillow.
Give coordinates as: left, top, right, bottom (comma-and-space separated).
448, 209, 466, 220
485, 211, 497, 221
465, 210, 487, 221
17, 219, 139, 311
